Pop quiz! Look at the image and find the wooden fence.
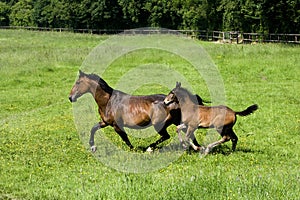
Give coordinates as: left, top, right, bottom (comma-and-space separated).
1, 26, 299, 44
208, 31, 300, 44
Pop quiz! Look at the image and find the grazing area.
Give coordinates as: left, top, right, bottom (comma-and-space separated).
0, 29, 299, 199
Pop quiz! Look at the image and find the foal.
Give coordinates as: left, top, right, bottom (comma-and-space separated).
164, 82, 258, 155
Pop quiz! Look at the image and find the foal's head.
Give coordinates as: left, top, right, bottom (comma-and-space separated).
69, 70, 97, 102
164, 82, 199, 106
164, 82, 181, 105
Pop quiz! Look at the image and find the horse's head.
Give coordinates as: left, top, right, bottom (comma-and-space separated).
164, 82, 181, 105
69, 70, 92, 102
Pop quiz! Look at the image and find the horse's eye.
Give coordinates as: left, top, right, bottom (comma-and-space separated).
76, 81, 80, 85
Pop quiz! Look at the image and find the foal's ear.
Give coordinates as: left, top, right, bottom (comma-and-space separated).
79, 70, 85, 77
176, 82, 181, 88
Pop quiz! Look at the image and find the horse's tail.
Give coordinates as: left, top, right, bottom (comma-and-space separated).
235, 104, 258, 116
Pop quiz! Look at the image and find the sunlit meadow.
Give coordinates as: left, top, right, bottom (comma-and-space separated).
0, 29, 299, 199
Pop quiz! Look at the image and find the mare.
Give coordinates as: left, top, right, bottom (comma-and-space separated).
164, 82, 258, 155
69, 71, 206, 152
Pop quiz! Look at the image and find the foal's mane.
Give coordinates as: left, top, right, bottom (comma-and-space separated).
176, 87, 197, 104
86, 73, 114, 95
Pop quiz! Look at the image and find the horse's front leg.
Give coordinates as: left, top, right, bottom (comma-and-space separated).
90, 121, 108, 152
113, 125, 134, 150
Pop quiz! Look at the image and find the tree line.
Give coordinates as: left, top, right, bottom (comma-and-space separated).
0, 0, 299, 34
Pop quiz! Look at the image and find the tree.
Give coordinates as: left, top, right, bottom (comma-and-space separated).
0, 1, 10, 26
88, 0, 124, 29
180, 0, 208, 30
118, 0, 149, 28
144, 0, 181, 29
261, 0, 300, 34
3, 0, 299, 33
206, 0, 223, 31
9, 0, 35, 26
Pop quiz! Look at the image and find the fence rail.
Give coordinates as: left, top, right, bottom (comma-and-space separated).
206, 31, 300, 44
1, 26, 299, 44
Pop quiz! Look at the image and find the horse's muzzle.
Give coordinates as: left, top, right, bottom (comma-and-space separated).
69, 95, 77, 102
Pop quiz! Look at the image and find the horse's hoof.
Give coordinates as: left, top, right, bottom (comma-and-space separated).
146, 147, 153, 152
91, 145, 97, 152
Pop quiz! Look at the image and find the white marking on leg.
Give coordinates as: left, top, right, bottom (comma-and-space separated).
146, 147, 153, 152
91, 145, 97, 152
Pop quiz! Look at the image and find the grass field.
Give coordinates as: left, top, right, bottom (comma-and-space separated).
0, 29, 299, 199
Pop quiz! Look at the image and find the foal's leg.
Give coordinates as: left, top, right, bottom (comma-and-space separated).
188, 132, 204, 151
185, 126, 203, 151
176, 123, 186, 145
90, 121, 108, 152
180, 124, 201, 150
229, 129, 238, 151
191, 132, 201, 148
204, 127, 231, 155
204, 135, 230, 155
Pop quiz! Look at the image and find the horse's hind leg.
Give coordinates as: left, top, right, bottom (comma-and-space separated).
147, 126, 170, 152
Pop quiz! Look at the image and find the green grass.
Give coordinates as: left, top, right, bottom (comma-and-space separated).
0, 29, 300, 199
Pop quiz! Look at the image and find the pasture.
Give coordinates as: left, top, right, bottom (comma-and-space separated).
0, 29, 299, 199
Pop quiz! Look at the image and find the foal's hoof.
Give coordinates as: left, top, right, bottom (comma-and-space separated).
182, 143, 188, 150
203, 148, 210, 155
146, 147, 154, 153
91, 145, 97, 152
197, 146, 205, 152
199, 147, 206, 154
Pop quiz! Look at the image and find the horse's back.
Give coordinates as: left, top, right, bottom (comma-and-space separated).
109, 92, 168, 128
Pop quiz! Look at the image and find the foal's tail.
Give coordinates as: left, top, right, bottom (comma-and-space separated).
235, 104, 258, 116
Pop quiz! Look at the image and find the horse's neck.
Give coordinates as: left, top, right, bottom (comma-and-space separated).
90, 81, 111, 109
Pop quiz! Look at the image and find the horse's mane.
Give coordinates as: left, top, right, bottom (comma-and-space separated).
86, 73, 114, 95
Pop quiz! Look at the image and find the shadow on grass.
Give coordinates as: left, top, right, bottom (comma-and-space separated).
112, 142, 263, 157
184, 145, 264, 156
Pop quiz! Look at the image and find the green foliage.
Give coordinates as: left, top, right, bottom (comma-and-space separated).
32, 0, 71, 28
3, 0, 300, 33
0, 30, 300, 199
9, 0, 35, 26
180, 0, 208, 30
260, 0, 300, 33
0, 1, 10, 26
118, 0, 148, 27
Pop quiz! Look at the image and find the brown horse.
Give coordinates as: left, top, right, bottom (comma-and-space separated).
164, 82, 258, 155
69, 71, 205, 152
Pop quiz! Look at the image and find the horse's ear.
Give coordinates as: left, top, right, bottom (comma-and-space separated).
79, 70, 85, 77
176, 82, 181, 88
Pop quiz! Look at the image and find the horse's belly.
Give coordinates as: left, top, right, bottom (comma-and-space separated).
123, 116, 152, 129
